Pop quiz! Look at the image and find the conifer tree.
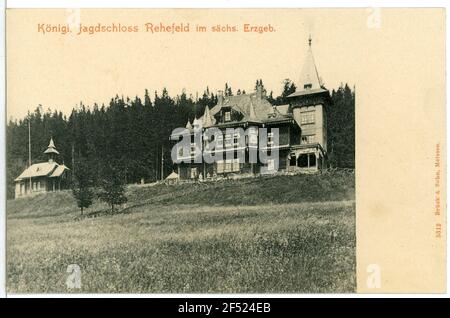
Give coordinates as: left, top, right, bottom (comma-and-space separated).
72, 158, 94, 215
98, 160, 127, 213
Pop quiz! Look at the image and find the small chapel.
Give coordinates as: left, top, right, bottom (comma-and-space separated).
14, 138, 71, 198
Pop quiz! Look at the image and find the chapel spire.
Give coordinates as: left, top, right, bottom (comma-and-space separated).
44, 137, 59, 162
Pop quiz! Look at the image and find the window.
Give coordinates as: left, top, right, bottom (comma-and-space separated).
289, 153, 296, 166
304, 83, 312, 90
301, 135, 315, 144
298, 154, 309, 167
267, 132, 274, 147
224, 111, 231, 122
225, 159, 232, 172
190, 168, 197, 179
224, 134, 232, 148
190, 143, 196, 155
300, 111, 315, 125
297, 153, 316, 168
233, 133, 240, 146
216, 135, 223, 149
309, 154, 316, 167
217, 160, 224, 173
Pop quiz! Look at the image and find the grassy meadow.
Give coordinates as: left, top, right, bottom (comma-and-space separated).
7, 172, 356, 293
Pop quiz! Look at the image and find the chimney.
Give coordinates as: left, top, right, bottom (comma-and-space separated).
256, 83, 265, 99
217, 90, 224, 107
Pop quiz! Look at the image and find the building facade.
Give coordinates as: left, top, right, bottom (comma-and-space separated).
171, 38, 331, 180
14, 138, 71, 198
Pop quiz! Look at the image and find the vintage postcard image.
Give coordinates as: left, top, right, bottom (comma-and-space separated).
5, 8, 446, 293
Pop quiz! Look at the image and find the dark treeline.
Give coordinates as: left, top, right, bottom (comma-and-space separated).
328, 83, 355, 169
6, 81, 355, 199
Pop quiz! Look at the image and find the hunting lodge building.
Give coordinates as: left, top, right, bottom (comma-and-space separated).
171, 38, 331, 180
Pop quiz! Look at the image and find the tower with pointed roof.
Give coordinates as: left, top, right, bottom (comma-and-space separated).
44, 137, 60, 163
287, 36, 331, 168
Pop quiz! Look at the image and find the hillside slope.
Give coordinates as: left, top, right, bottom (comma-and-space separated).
8, 171, 355, 219
7, 171, 355, 293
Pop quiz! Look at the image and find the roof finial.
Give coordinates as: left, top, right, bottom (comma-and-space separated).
308, 34, 312, 47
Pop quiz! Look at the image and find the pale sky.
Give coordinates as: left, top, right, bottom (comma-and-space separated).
7, 9, 369, 120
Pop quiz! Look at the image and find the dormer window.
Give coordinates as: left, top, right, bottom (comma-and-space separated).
304, 83, 312, 90
224, 111, 231, 122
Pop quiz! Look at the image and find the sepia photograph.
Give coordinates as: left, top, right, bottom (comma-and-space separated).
3, 6, 446, 297
6, 8, 356, 293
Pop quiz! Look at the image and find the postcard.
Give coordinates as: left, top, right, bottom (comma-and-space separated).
4, 8, 446, 294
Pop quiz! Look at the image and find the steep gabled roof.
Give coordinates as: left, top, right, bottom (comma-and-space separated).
15, 162, 58, 181
202, 106, 216, 127
15, 161, 70, 181
49, 164, 70, 178
207, 93, 275, 123
198, 91, 295, 126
